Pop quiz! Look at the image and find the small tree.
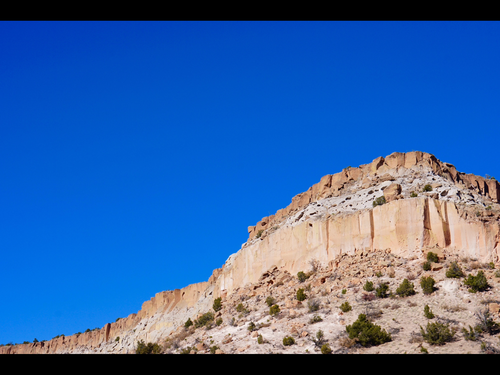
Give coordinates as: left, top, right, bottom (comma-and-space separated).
346, 314, 392, 347
464, 270, 490, 293
396, 279, 416, 297
340, 301, 352, 312
296, 288, 307, 301
297, 271, 308, 283
363, 280, 374, 292
270, 304, 280, 317
420, 276, 435, 295
423, 261, 431, 271
312, 329, 326, 348
376, 282, 390, 298
213, 297, 222, 312
446, 261, 465, 278
427, 252, 439, 263
420, 322, 455, 346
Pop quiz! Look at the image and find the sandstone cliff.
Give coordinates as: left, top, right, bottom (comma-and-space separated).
2, 151, 499, 354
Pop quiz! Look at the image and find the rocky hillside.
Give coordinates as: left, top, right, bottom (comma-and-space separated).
2, 151, 500, 354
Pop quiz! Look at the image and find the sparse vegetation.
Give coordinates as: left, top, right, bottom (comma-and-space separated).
420, 322, 455, 346
308, 299, 320, 312
376, 282, 390, 298
410, 192, 418, 198
270, 304, 280, 317
257, 334, 264, 344
423, 184, 433, 192
464, 270, 490, 293
194, 311, 214, 329
297, 271, 309, 283
427, 252, 439, 263
247, 322, 256, 332
424, 305, 435, 319
462, 325, 480, 341
265, 296, 276, 307
474, 307, 500, 335
446, 261, 465, 278
184, 318, 193, 329
136, 340, 162, 354
346, 314, 392, 347
340, 301, 352, 312
311, 329, 326, 348
321, 343, 332, 354
363, 280, 375, 292
309, 314, 323, 324
283, 336, 295, 346
396, 278, 416, 297
256, 230, 264, 239
216, 318, 223, 326
210, 345, 219, 354
423, 261, 431, 271
373, 196, 386, 207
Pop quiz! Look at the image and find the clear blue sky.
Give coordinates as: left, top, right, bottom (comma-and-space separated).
1, 21, 499, 345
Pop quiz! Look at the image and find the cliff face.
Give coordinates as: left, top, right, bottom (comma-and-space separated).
3, 151, 499, 354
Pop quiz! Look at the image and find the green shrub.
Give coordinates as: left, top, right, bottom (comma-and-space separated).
256, 230, 264, 238
283, 336, 295, 346
420, 276, 435, 295
420, 346, 428, 354
340, 301, 352, 312
375, 271, 383, 277
296, 288, 307, 301
488, 262, 495, 269
179, 346, 193, 354
474, 308, 500, 335
213, 297, 222, 312
270, 304, 280, 317
396, 279, 416, 297
257, 334, 264, 344
462, 325, 480, 341
363, 280, 374, 292
346, 314, 392, 347
420, 322, 455, 345
216, 318, 223, 326
312, 330, 326, 348
194, 311, 214, 328
184, 318, 193, 329
297, 271, 309, 283
424, 305, 435, 319
115, 336, 120, 342
247, 322, 256, 332
446, 261, 465, 278
236, 303, 248, 313
210, 345, 219, 354
321, 343, 332, 354
309, 314, 323, 324
341, 288, 347, 295
464, 270, 490, 293
423, 261, 431, 271
265, 296, 276, 307
136, 340, 162, 354
373, 196, 386, 207
423, 184, 433, 192
427, 252, 439, 263
410, 192, 418, 198
375, 282, 390, 298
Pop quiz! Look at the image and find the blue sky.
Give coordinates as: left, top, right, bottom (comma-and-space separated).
1, 21, 499, 345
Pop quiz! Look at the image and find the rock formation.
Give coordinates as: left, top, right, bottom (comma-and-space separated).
2, 151, 499, 354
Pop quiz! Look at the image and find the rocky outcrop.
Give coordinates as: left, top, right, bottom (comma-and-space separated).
2, 151, 499, 354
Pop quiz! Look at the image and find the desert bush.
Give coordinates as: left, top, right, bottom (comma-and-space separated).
136, 340, 162, 354
309, 258, 321, 273
346, 314, 392, 347
247, 322, 256, 332
424, 305, 435, 319
257, 334, 264, 344
446, 261, 465, 278
321, 343, 332, 354
363, 280, 374, 292
312, 329, 326, 348
265, 296, 276, 307
420, 322, 455, 345
308, 299, 320, 312
375, 271, 383, 277
179, 346, 193, 354
297, 271, 309, 283
341, 288, 347, 295
210, 345, 219, 354
283, 336, 295, 346
340, 301, 352, 312
375, 282, 390, 298
423, 261, 431, 271
474, 308, 500, 335
464, 271, 490, 293
296, 288, 307, 301
270, 304, 280, 317
420, 276, 436, 295
309, 314, 323, 324
213, 297, 222, 312
194, 311, 214, 328
215, 318, 223, 326
396, 278, 416, 297
410, 192, 418, 198
462, 325, 480, 341
423, 184, 433, 192
427, 252, 439, 263
256, 229, 264, 238
373, 196, 386, 207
